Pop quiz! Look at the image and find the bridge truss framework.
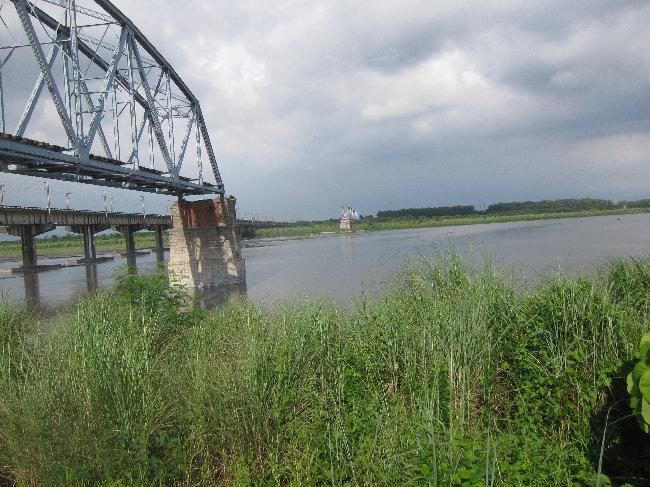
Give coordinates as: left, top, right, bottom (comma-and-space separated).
0, 0, 225, 196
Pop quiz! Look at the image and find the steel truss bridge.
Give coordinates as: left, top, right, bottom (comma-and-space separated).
0, 0, 224, 197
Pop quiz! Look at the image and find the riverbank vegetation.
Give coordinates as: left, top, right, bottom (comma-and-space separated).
1, 255, 649, 485
379, 197, 650, 218
255, 206, 650, 239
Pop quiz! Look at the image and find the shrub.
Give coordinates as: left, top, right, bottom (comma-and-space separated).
626, 333, 650, 433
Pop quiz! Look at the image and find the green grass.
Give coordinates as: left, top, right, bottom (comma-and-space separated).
0, 231, 168, 259
255, 207, 650, 239
1, 256, 650, 485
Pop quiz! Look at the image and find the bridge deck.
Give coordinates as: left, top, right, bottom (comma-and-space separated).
0, 205, 170, 227
0, 133, 221, 197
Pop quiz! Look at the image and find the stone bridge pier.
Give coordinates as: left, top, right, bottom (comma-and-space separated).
168, 196, 245, 290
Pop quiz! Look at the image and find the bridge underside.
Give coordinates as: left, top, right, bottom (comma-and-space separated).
0, 134, 221, 196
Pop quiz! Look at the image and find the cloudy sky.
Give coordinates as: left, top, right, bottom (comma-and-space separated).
2, 0, 649, 219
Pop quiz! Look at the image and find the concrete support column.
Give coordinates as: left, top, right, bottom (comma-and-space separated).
123, 226, 135, 253
21, 232, 37, 267
82, 226, 97, 261
168, 196, 246, 290
123, 225, 136, 268
0, 224, 54, 269
67, 225, 109, 263
112, 224, 142, 268
154, 224, 164, 263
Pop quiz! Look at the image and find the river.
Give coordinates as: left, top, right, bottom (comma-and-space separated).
1, 212, 650, 311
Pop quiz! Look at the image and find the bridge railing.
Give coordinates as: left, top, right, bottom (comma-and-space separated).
0, 204, 171, 226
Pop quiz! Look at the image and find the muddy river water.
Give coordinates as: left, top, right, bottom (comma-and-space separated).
2, 213, 650, 311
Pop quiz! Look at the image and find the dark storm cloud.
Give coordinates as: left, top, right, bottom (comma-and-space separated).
1, 0, 648, 219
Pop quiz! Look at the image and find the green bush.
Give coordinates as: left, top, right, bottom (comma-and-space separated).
626, 333, 650, 433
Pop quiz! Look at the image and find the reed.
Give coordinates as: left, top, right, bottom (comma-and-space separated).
0, 256, 648, 485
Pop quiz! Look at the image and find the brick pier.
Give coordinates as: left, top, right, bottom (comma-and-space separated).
168, 197, 246, 289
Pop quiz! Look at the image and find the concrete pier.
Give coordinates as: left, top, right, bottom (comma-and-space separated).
21, 232, 37, 267
123, 226, 136, 255
168, 196, 245, 290
114, 225, 140, 267
67, 224, 110, 262
0, 224, 54, 268
150, 224, 165, 263
83, 227, 96, 261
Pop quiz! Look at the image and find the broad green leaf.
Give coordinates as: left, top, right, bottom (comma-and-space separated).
595, 473, 612, 487
640, 333, 650, 363
631, 361, 646, 382
640, 333, 650, 346
627, 371, 636, 394
640, 369, 650, 399
642, 398, 650, 426
630, 396, 639, 410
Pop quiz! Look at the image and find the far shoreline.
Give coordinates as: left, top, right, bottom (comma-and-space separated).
252, 207, 650, 239
1, 208, 647, 263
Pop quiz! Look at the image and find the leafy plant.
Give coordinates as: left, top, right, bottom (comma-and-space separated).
626, 333, 650, 433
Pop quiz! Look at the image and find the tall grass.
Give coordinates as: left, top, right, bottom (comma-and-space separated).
0, 256, 648, 485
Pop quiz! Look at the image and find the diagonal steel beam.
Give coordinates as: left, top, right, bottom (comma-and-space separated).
13, 0, 78, 146
175, 109, 195, 174
27, 3, 150, 110
128, 111, 148, 163
15, 41, 59, 136
78, 78, 112, 158
128, 33, 174, 176
196, 106, 222, 185
82, 26, 126, 156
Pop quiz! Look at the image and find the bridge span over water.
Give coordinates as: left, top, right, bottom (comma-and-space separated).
0, 204, 170, 268
0, 0, 224, 196
0, 0, 252, 289
0, 204, 287, 272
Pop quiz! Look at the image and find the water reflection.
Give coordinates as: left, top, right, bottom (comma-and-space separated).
192, 282, 248, 309
85, 264, 99, 293
15, 254, 248, 313
125, 252, 136, 268
23, 270, 40, 308
155, 247, 165, 264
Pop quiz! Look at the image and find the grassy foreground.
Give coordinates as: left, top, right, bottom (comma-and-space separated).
2, 256, 650, 485
255, 207, 650, 238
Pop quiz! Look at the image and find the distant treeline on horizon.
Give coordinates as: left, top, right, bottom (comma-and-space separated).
373, 198, 650, 219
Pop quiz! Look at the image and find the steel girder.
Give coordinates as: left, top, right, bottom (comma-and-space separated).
0, 0, 225, 196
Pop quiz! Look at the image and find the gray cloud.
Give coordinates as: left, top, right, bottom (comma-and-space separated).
1, 0, 648, 219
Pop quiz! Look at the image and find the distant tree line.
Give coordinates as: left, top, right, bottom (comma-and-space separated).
485, 198, 615, 214
373, 198, 650, 219
376, 205, 476, 219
